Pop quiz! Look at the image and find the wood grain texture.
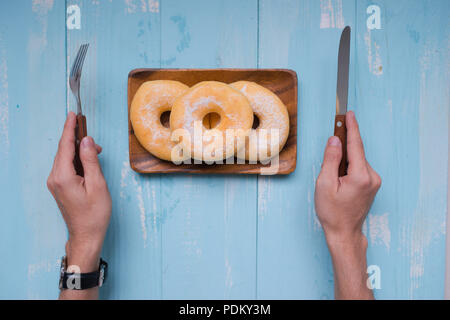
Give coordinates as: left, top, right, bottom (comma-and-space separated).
0, 0, 449, 299
74, 114, 87, 176
159, 0, 259, 299
255, 0, 359, 299
0, 0, 67, 299
334, 114, 347, 176
66, 0, 163, 299
355, 0, 449, 299
128, 68, 298, 175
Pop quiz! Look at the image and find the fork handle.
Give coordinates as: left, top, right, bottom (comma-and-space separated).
74, 114, 87, 177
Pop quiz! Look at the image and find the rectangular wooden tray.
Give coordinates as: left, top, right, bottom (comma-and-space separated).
128, 68, 298, 175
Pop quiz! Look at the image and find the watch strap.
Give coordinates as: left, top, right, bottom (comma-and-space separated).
59, 257, 107, 290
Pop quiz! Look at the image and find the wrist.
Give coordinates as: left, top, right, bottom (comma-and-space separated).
65, 238, 103, 273
324, 230, 368, 254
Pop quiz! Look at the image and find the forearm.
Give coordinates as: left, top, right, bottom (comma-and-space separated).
326, 233, 374, 300
59, 240, 102, 300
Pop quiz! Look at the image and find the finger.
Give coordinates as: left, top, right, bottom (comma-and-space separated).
80, 136, 105, 190
54, 112, 77, 175
318, 136, 342, 189
366, 161, 382, 189
95, 144, 102, 154
346, 111, 367, 174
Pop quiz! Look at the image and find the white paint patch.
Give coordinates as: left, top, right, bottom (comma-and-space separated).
368, 213, 391, 250
142, 0, 159, 13
408, 40, 448, 297
132, 171, 147, 246
28, 259, 59, 278
29, 0, 54, 60
364, 31, 383, 76
120, 161, 148, 246
125, 0, 138, 13
225, 258, 233, 290
0, 43, 9, 152
320, 0, 345, 29
120, 160, 129, 199
32, 0, 54, 14
125, 0, 159, 13
257, 177, 272, 220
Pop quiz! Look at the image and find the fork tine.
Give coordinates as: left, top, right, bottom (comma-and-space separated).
74, 45, 86, 75
71, 45, 85, 77
70, 47, 83, 78
75, 44, 88, 77
71, 44, 89, 78
77, 44, 89, 75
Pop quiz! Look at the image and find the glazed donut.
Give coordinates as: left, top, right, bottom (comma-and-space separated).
230, 81, 289, 162
170, 81, 253, 162
130, 80, 189, 161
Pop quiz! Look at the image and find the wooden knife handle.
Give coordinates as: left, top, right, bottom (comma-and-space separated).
334, 114, 347, 177
74, 114, 87, 177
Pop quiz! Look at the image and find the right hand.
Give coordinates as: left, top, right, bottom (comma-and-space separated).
314, 111, 381, 244
47, 112, 111, 271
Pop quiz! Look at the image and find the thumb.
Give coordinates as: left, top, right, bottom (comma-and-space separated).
319, 136, 342, 185
80, 136, 104, 186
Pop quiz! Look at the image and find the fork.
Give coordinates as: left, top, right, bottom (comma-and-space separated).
69, 43, 89, 176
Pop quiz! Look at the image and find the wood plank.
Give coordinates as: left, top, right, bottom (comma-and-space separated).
160, 0, 258, 299
66, 0, 162, 299
356, 0, 449, 299
257, 0, 356, 299
0, 0, 67, 298
0, 0, 448, 300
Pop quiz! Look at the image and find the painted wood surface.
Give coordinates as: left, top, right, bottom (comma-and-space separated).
0, 0, 448, 299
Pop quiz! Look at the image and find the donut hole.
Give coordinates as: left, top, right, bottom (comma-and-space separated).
160, 111, 171, 128
252, 114, 260, 129
202, 112, 221, 129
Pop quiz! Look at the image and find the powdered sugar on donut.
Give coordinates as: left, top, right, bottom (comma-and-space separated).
230, 81, 290, 161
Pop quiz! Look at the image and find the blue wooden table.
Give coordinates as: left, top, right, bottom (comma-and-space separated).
0, 0, 448, 299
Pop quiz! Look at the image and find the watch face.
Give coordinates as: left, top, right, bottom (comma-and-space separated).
99, 269, 104, 287
58, 256, 66, 289
98, 259, 107, 287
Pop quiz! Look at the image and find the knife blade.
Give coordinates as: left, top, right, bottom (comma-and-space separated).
334, 26, 351, 176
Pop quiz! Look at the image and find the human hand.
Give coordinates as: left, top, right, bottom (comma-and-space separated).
47, 112, 111, 273
315, 111, 381, 245
315, 111, 380, 300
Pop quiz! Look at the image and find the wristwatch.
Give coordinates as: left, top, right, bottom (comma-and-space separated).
59, 256, 108, 290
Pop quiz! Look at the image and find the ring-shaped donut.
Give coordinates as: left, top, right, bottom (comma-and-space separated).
230, 81, 290, 162
170, 81, 253, 162
130, 80, 189, 161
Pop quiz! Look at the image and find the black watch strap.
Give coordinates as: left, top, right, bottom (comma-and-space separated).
59, 257, 108, 290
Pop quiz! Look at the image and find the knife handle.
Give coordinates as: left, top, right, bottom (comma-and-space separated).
334, 114, 347, 177
74, 114, 87, 177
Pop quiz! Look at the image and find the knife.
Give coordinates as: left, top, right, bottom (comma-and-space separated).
334, 26, 351, 177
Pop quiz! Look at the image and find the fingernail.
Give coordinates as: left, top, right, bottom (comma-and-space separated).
329, 136, 340, 146
348, 111, 355, 119
68, 111, 75, 120
81, 136, 94, 148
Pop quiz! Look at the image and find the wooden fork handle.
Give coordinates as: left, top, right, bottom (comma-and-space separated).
74, 114, 87, 177
334, 114, 347, 177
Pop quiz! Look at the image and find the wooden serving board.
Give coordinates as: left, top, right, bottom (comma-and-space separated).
128, 69, 298, 175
